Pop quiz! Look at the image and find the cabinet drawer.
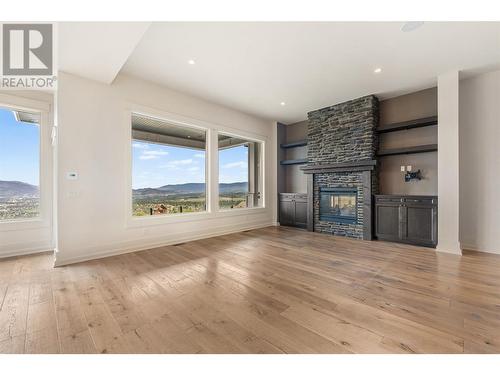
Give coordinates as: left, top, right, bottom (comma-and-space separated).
279, 193, 295, 201
294, 193, 307, 202
375, 196, 404, 204
404, 197, 437, 205
279, 193, 307, 201
375, 195, 437, 205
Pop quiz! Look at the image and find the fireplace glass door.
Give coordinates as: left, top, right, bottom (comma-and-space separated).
319, 187, 357, 223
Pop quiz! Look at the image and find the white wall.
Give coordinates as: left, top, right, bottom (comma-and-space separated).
459, 69, 500, 254
437, 71, 461, 255
0, 91, 54, 258
55, 72, 277, 265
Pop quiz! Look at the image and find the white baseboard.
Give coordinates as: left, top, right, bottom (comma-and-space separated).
461, 243, 500, 255
54, 221, 274, 266
0, 245, 54, 259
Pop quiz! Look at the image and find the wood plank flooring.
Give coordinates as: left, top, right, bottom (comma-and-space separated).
1, 226, 500, 353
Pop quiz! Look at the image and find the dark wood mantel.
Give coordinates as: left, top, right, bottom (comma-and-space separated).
300, 160, 377, 174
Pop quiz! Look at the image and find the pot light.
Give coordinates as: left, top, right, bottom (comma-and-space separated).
280, 102, 286, 106
187, 59, 196, 65
401, 21, 424, 33
374, 68, 382, 74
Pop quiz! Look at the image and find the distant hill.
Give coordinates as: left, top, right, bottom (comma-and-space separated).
133, 182, 248, 197
0, 180, 39, 199
218, 182, 249, 194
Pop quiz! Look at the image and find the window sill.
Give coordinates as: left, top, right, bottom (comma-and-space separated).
127, 211, 210, 228
126, 206, 268, 228
0, 218, 50, 232
215, 206, 267, 217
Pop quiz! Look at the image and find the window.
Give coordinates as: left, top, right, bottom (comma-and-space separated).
218, 133, 263, 210
132, 113, 207, 216
0, 106, 41, 221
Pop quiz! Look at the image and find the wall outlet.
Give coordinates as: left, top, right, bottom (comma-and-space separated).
400, 166, 406, 172
407, 165, 412, 172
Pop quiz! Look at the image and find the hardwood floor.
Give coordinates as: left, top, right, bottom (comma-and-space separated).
1, 226, 500, 354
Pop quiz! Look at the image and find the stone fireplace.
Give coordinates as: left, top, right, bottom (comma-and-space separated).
301, 95, 379, 240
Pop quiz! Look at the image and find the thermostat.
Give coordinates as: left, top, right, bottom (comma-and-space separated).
66, 172, 78, 180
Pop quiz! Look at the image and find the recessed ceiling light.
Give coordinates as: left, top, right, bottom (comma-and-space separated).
374, 68, 382, 74
187, 59, 196, 65
280, 102, 286, 106
401, 21, 424, 33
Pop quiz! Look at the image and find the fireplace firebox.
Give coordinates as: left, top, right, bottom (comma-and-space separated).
319, 187, 358, 224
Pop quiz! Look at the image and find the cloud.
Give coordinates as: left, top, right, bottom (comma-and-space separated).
166, 158, 193, 166
194, 153, 205, 158
139, 154, 158, 160
138, 150, 169, 160
222, 161, 247, 169
186, 166, 200, 172
132, 142, 149, 149
160, 158, 195, 169
144, 150, 168, 156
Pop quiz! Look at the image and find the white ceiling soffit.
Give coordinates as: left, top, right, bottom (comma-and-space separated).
58, 22, 151, 84
121, 22, 500, 123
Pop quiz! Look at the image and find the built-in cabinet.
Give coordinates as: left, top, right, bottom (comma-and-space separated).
279, 193, 307, 229
276, 89, 440, 248
374, 195, 438, 248
277, 121, 308, 228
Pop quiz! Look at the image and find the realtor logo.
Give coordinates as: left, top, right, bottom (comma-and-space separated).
1, 23, 56, 89
3, 24, 53, 75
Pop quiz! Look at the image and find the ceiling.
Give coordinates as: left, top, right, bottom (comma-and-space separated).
59, 22, 500, 123
131, 113, 246, 150
59, 22, 150, 84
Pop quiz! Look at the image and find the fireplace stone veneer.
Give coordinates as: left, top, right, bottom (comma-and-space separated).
302, 95, 379, 240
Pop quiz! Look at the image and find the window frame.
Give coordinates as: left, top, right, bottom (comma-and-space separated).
125, 105, 268, 229
126, 107, 211, 226
0, 93, 52, 232
216, 130, 266, 212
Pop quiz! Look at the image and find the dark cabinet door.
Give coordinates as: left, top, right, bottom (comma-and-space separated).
375, 203, 400, 242
279, 194, 308, 229
375, 195, 438, 248
279, 199, 294, 226
403, 204, 437, 247
294, 200, 308, 228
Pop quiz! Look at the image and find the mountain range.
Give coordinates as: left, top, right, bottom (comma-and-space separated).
0, 180, 247, 199
133, 182, 248, 197
0, 180, 39, 199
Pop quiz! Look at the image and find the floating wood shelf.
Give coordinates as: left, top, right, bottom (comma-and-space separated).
377, 116, 438, 134
280, 158, 308, 165
377, 144, 437, 157
280, 140, 308, 149
300, 160, 376, 174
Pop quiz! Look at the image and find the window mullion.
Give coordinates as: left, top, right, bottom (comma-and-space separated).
209, 129, 219, 213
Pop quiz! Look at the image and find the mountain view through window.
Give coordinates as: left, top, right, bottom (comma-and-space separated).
0, 107, 40, 221
131, 114, 253, 216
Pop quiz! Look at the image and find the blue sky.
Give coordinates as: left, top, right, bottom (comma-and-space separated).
0, 108, 40, 186
0, 105, 248, 189
132, 140, 248, 189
